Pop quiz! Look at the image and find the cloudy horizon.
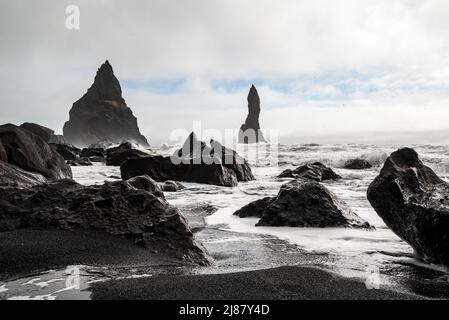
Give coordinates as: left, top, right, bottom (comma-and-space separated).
2, 0, 449, 145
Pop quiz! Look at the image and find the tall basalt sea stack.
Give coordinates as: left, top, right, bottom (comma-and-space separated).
238, 85, 266, 144
63, 60, 149, 147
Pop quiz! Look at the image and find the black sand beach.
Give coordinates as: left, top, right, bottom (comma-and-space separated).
91, 266, 424, 300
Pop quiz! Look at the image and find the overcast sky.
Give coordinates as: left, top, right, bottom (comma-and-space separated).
1, 0, 449, 144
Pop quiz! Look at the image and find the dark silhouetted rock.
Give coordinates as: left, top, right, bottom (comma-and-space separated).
344, 159, 372, 170
80, 147, 106, 161
0, 161, 47, 188
278, 162, 341, 182
63, 60, 149, 147
50, 143, 81, 161
233, 197, 274, 218
235, 180, 372, 229
367, 148, 449, 266
106, 142, 148, 166
121, 155, 238, 187
210, 139, 255, 181
68, 157, 93, 166
126, 175, 164, 198
238, 85, 266, 144
48, 134, 67, 144
20, 122, 54, 143
160, 181, 186, 192
0, 178, 209, 264
0, 124, 72, 181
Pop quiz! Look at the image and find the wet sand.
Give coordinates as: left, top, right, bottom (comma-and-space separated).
91, 265, 425, 300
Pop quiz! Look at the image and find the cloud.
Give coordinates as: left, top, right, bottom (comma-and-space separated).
1, 0, 449, 144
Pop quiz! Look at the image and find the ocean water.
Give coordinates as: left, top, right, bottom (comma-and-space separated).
2, 143, 449, 299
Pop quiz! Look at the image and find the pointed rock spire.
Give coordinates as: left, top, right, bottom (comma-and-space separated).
238, 85, 266, 143
63, 60, 149, 147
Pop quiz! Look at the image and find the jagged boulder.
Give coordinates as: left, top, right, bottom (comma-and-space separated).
278, 162, 341, 182
0, 161, 47, 188
68, 157, 93, 166
238, 85, 266, 144
235, 180, 372, 229
0, 178, 209, 264
106, 142, 148, 166
367, 148, 449, 266
0, 124, 72, 181
343, 159, 372, 170
63, 60, 149, 147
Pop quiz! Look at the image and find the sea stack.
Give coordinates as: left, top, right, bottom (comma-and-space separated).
63, 60, 149, 147
238, 85, 266, 144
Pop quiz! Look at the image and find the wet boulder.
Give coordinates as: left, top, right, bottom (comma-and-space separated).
20, 122, 54, 143
0, 124, 72, 181
160, 180, 186, 192
68, 157, 93, 166
367, 148, 449, 266
343, 159, 372, 170
80, 147, 106, 159
278, 162, 341, 182
0, 161, 47, 188
106, 142, 148, 166
0, 178, 209, 265
126, 175, 164, 198
235, 180, 372, 229
50, 143, 81, 161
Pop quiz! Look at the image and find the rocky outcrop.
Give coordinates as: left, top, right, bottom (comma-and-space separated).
121, 155, 238, 187
63, 60, 149, 147
126, 175, 164, 199
235, 180, 372, 229
68, 157, 93, 166
20, 122, 54, 143
106, 142, 148, 166
238, 85, 266, 144
278, 162, 341, 182
80, 147, 106, 162
367, 148, 449, 266
0, 124, 72, 181
210, 139, 255, 181
50, 143, 81, 161
160, 181, 186, 192
0, 178, 209, 264
343, 159, 372, 170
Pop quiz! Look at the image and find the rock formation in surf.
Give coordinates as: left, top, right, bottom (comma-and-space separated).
367, 148, 449, 266
63, 60, 149, 147
277, 162, 341, 182
238, 85, 266, 144
235, 179, 372, 229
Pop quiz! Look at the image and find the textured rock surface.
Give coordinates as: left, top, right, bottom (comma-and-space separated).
367, 148, 449, 266
0, 161, 47, 188
106, 142, 148, 166
20, 122, 54, 143
160, 180, 186, 192
238, 85, 266, 144
343, 159, 372, 170
50, 143, 81, 161
63, 61, 149, 147
68, 157, 93, 166
278, 162, 341, 182
0, 124, 72, 180
0, 178, 209, 264
235, 180, 372, 229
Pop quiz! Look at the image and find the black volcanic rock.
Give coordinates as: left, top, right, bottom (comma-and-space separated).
63, 60, 149, 147
0, 124, 72, 181
160, 181, 186, 192
20, 122, 54, 143
106, 142, 148, 166
121, 155, 238, 187
50, 143, 81, 161
68, 157, 93, 166
343, 159, 372, 170
210, 139, 255, 181
80, 147, 106, 159
238, 85, 266, 144
367, 148, 449, 266
278, 162, 341, 182
0, 178, 209, 264
235, 180, 372, 229
234, 197, 274, 218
